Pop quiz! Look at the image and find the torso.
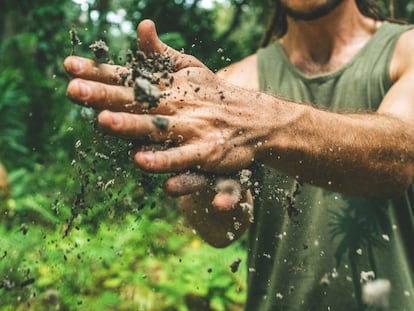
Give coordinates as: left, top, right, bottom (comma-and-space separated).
244, 21, 414, 311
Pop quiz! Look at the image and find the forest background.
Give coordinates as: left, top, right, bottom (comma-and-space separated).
0, 0, 411, 310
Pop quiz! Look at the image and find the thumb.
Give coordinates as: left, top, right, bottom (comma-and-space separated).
212, 179, 242, 211
137, 19, 207, 71
137, 19, 166, 56
211, 192, 242, 212
163, 172, 209, 197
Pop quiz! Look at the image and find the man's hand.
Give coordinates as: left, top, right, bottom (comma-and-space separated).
95, 67, 259, 173
64, 20, 260, 213
65, 20, 260, 174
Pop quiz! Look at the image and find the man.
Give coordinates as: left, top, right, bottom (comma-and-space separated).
64, 0, 414, 310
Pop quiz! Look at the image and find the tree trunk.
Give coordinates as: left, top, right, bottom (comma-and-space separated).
0, 161, 10, 201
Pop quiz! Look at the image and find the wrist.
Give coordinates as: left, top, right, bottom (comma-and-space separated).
253, 97, 308, 166
252, 95, 284, 163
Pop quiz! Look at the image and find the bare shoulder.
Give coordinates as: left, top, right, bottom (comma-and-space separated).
390, 27, 414, 82
378, 26, 414, 120
216, 54, 258, 91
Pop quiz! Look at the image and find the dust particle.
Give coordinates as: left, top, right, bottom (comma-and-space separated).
230, 258, 242, 273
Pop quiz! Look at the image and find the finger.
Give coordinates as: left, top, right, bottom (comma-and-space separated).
134, 143, 213, 173
64, 56, 130, 85
67, 78, 148, 112
163, 172, 210, 197
67, 78, 133, 111
98, 110, 177, 140
164, 172, 243, 211
137, 19, 207, 71
212, 192, 241, 211
212, 179, 242, 211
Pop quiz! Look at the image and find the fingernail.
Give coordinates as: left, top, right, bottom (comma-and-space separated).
70, 58, 82, 73
138, 153, 154, 169
142, 153, 154, 163
77, 81, 91, 99
111, 114, 122, 126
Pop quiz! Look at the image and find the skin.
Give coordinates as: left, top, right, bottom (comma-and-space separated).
65, 0, 414, 247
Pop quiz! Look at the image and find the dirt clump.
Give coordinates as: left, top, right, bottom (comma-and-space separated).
89, 40, 109, 60
230, 258, 242, 273
119, 50, 175, 111
69, 28, 81, 55
134, 77, 162, 109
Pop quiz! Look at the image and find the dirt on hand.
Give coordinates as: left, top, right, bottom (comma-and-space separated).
119, 49, 175, 111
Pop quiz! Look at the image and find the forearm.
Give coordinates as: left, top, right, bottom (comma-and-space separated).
178, 190, 252, 248
257, 98, 414, 196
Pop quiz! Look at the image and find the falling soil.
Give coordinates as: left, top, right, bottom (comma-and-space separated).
89, 40, 109, 60
285, 180, 302, 218
63, 124, 167, 236
63, 38, 177, 236
69, 28, 81, 55
230, 258, 242, 273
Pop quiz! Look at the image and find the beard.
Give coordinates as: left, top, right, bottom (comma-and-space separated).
281, 0, 346, 21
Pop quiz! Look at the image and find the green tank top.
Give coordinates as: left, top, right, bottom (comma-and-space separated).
247, 22, 414, 311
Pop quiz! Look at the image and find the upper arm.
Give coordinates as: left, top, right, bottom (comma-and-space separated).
216, 54, 259, 91
378, 28, 414, 122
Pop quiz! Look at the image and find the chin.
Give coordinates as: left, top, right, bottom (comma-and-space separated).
280, 0, 345, 21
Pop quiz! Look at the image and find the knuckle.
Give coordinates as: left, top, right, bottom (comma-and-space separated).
200, 144, 221, 171
98, 84, 108, 102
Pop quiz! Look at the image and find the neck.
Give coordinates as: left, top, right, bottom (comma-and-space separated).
280, 0, 380, 72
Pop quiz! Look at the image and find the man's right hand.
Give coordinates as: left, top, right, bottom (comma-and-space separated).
64, 20, 251, 214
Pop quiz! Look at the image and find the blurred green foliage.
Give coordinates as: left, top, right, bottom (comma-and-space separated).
0, 0, 266, 310
0, 0, 413, 310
